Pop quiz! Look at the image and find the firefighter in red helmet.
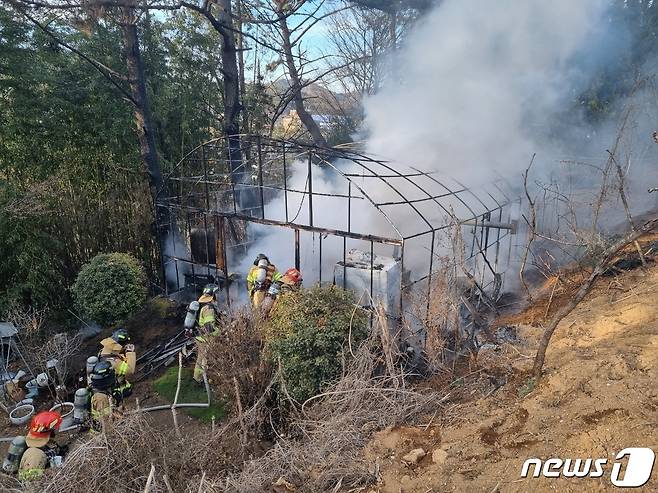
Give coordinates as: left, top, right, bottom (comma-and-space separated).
260, 267, 303, 317
18, 411, 64, 481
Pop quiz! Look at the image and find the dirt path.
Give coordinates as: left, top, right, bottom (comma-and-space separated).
361, 263, 658, 492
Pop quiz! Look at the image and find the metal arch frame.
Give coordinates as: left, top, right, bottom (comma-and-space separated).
156, 134, 518, 321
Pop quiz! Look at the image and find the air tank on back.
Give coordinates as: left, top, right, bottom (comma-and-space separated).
184, 301, 200, 329
2, 436, 27, 473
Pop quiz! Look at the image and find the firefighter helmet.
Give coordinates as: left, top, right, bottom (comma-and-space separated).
199, 284, 219, 303
111, 328, 130, 345
253, 253, 269, 266
283, 268, 302, 284
26, 411, 62, 447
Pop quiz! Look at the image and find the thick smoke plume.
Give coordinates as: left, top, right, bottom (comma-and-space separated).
364, 0, 609, 183
238, 0, 658, 293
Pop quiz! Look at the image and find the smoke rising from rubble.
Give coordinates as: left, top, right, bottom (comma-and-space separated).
238, 0, 658, 293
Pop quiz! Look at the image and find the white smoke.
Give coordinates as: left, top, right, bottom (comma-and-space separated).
363, 0, 610, 184
237, 0, 658, 294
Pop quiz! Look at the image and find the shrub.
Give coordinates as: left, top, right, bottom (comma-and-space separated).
72, 252, 147, 326
266, 286, 368, 403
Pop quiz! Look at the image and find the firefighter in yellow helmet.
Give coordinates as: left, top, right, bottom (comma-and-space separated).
192, 285, 221, 383
98, 328, 136, 399
246, 254, 281, 308
18, 411, 63, 481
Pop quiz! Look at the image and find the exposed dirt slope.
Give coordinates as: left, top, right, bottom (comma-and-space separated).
361, 262, 658, 492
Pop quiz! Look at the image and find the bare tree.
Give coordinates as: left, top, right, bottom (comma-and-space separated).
271, 0, 330, 147
242, 0, 358, 146
532, 216, 657, 379
326, 5, 391, 99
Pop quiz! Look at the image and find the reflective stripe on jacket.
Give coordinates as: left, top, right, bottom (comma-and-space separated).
18, 467, 44, 481
247, 264, 281, 294
195, 305, 220, 342
198, 304, 216, 327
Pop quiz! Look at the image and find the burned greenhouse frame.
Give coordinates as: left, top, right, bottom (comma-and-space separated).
155, 135, 519, 321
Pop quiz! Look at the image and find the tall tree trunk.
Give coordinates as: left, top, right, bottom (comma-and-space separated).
121, 10, 163, 203
216, 0, 253, 212
121, 9, 167, 284
278, 12, 329, 148
236, 0, 248, 134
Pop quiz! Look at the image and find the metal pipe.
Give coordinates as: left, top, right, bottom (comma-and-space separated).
257, 136, 265, 220
165, 178, 359, 199
202, 212, 211, 278
399, 241, 405, 318
166, 204, 403, 246
283, 142, 289, 223
126, 402, 210, 414
219, 216, 230, 306
0, 423, 83, 442
493, 207, 503, 274
170, 210, 180, 292
369, 240, 374, 308
460, 219, 516, 232
344, 182, 351, 289
426, 230, 436, 320
342, 237, 347, 289
376, 190, 467, 206
307, 153, 314, 228
294, 229, 300, 271
319, 234, 322, 283
202, 145, 211, 211
213, 215, 220, 282
187, 212, 196, 287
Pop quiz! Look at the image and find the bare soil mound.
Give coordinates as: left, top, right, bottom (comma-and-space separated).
360, 261, 658, 492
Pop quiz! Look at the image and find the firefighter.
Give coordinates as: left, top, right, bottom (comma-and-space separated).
246, 254, 281, 308
89, 360, 125, 427
260, 268, 303, 318
18, 411, 63, 481
98, 328, 136, 400
279, 268, 303, 293
192, 285, 221, 383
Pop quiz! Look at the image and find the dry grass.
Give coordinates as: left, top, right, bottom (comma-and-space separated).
5, 304, 81, 386
31, 411, 233, 493
222, 310, 449, 493
16, 305, 455, 493
203, 308, 273, 420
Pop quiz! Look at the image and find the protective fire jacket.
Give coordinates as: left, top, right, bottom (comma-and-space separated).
18, 447, 48, 481
246, 264, 281, 295
91, 392, 113, 422
98, 338, 136, 381
195, 304, 221, 342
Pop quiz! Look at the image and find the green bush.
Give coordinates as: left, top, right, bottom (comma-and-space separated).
72, 252, 147, 326
266, 286, 368, 403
